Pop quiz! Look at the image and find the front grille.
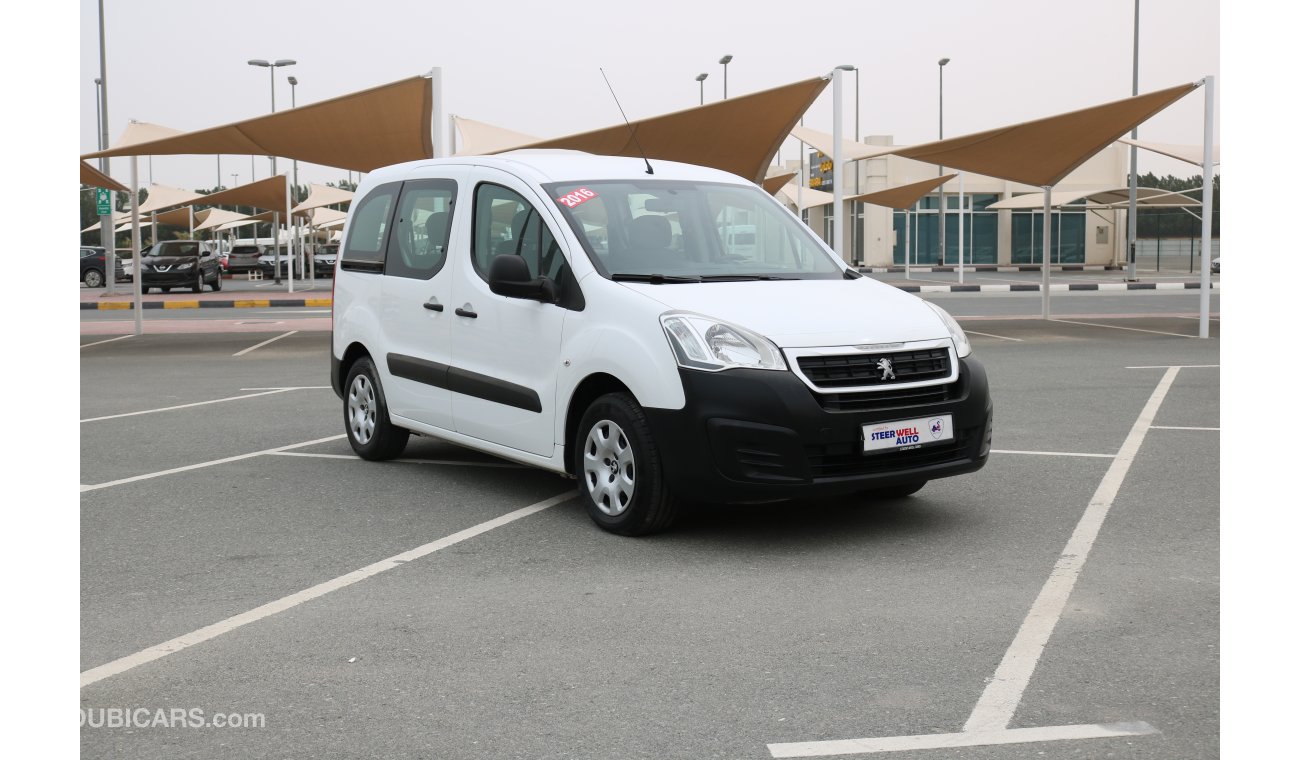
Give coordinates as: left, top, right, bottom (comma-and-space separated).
816, 383, 955, 412
797, 348, 950, 389
806, 431, 971, 479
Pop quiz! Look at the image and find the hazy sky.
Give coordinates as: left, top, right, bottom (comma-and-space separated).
79, 0, 1219, 192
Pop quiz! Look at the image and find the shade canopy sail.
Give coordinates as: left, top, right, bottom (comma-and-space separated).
452, 116, 541, 156
193, 209, 250, 232
847, 174, 958, 210
788, 125, 900, 162
129, 183, 205, 214
242, 209, 312, 224
291, 183, 355, 214
496, 77, 829, 183
112, 120, 185, 148
190, 174, 289, 213
81, 76, 435, 172
987, 186, 1203, 210
216, 218, 263, 232
1117, 137, 1220, 166
148, 207, 197, 227
80, 161, 128, 193
894, 82, 1199, 187
762, 170, 798, 195
310, 207, 347, 227
775, 183, 835, 211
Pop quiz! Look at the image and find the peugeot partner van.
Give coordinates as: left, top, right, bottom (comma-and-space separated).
331, 151, 991, 535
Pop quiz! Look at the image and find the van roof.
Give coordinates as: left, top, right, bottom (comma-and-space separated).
365, 150, 751, 188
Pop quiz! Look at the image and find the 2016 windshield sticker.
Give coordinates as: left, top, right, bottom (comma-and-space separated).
556, 188, 598, 208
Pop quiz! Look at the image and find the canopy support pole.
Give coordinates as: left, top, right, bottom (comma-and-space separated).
958, 172, 966, 284
272, 211, 281, 285
286, 177, 295, 294
831, 67, 844, 262
904, 206, 912, 280
1042, 186, 1053, 319
1198, 75, 1214, 339
130, 157, 142, 336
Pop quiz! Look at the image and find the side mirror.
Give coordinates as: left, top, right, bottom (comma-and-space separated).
488, 255, 557, 303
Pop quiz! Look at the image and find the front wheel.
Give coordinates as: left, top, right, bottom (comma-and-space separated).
343, 356, 409, 460
576, 393, 680, 536
192, 272, 203, 293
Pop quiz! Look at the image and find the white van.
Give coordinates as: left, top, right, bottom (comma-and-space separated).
331, 151, 991, 535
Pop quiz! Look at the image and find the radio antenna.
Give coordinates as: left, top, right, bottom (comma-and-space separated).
599, 68, 654, 175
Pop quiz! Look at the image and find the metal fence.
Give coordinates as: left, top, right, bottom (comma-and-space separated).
1134, 238, 1220, 273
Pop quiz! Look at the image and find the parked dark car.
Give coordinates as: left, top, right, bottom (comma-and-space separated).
226, 244, 265, 274
257, 247, 303, 279
138, 241, 223, 293
80, 246, 125, 288
313, 243, 338, 277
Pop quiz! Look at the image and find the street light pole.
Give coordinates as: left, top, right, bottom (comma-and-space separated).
248, 58, 296, 285
719, 54, 733, 99
1126, 0, 1141, 280
289, 75, 309, 282
96, 0, 116, 294
937, 57, 950, 266
695, 72, 708, 105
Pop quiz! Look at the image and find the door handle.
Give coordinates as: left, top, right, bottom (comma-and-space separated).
423, 299, 444, 312
454, 305, 478, 319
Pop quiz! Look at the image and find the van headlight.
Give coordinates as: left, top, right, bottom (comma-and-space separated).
926, 302, 972, 358
660, 312, 787, 372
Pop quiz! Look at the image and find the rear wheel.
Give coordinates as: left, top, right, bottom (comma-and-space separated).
83, 269, 104, 288
192, 272, 203, 293
211, 272, 222, 291
343, 356, 409, 460
576, 393, 680, 536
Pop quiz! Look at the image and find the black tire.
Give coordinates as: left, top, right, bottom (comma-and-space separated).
859, 481, 927, 499
192, 272, 203, 293
575, 392, 680, 536
212, 272, 222, 291
142, 287, 152, 294
161, 287, 171, 293
83, 268, 104, 288
343, 356, 409, 460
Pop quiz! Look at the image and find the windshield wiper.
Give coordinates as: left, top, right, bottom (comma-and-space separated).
696, 274, 796, 281
610, 273, 702, 284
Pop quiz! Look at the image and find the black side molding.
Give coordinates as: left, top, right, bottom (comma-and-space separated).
386, 353, 541, 413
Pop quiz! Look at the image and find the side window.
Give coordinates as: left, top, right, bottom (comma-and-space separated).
385, 179, 457, 280
472, 183, 566, 281
340, 184, 398, 271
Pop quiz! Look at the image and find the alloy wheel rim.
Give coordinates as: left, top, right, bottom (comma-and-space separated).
348, 375, 377, 445
583, 420, 636, 516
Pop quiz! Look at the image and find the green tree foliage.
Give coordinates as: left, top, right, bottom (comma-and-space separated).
1131, 172, 1220, 238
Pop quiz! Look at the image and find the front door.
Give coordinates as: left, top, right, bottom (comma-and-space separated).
447, 168, 570, 457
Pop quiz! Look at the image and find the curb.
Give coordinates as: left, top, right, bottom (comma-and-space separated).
857, 264, 1123, 274
82, 298, 332, 311
889, 281, 1219, 294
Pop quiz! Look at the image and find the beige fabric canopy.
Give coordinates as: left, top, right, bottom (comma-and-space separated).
242, 209, 312, 225
291, 183, 354, 214
81, 76, 434, 172
80, 161, 127, 193
496, 77, 829, 183
987, 186, 1202, 210
789, 125, 900, 163
847, 174, 958, 210
191, 174, 289, 213
193, 209, 250, 232
216, 218, 263, 232
111, 120, 185, 148
1117, 137, 1219, 166
762, 170, 798, 195
894, 83, 1199, 187
452, 116, 541, 156
310, 207, 347, 227
776, 183, 835, 211
129, 183, 205, 214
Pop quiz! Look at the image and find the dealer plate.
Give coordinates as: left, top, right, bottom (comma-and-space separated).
863, 414, 953, 455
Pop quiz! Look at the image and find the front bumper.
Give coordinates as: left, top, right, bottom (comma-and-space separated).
140, 269, 200, 286
642, 358, 991, 503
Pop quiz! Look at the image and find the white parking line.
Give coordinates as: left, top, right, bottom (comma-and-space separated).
80, 434, 346, 492
992, 449, 1113, 459
962, 367, 1179, 732
81, 389, 295, 423
1151, 425, 1218, 431
1126, 364, 1219, 369
768, 721, 1158, 757
240, 386, 332, 391
79, 490, 573, 688
964, 330, 1023, 342
1049, 319, 1200, 339
233, 330, 298, 356
81, 334, 133, 349
269, 451, 524, 468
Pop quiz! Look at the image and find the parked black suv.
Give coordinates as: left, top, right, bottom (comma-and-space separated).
139, 241, 223, 293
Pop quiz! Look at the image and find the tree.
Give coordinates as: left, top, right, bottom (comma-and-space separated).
1129, 172, 1220, 238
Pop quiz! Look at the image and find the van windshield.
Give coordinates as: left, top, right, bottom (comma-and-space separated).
543, 180, 844, 281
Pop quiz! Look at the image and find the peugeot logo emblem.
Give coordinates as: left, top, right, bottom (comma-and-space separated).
876, 358, 896, 381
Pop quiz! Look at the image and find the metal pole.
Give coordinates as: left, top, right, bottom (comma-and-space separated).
832, 68, 844, 261
286, 177, 294, 293
273, 210, 281, 285
269, 65, 277, 175
905, 206, 912, 279
217, 155, 221, 190
938, 60, 947, 266
1042, 186, 1053, 319
958, 172, 965, 284
1126, 0, 1141, 281
97, 1, 116, 295
1199, 75, 1214, 339
449, 113, 458, 155
130, 157, 142, 336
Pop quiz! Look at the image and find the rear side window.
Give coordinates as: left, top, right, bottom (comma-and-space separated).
341, 183, 399, 272
385, 179, 457, 280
